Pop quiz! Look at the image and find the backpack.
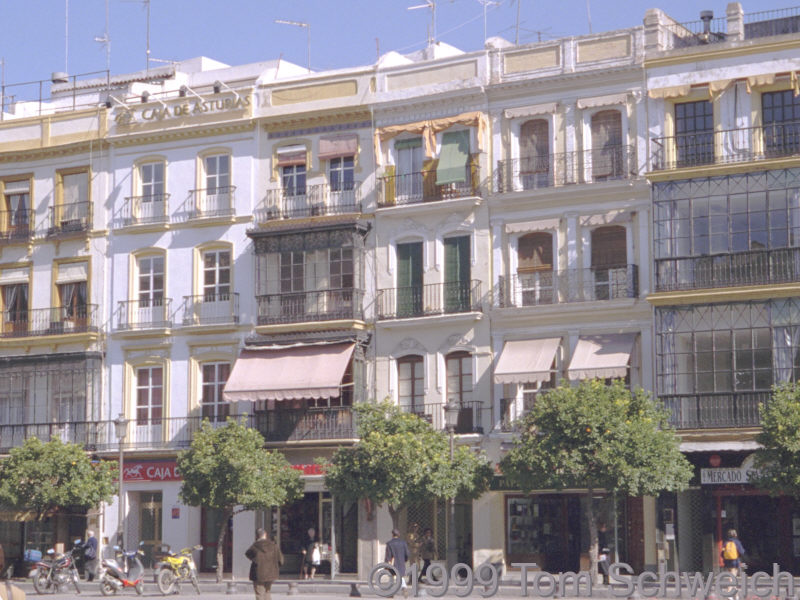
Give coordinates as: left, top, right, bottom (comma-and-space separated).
722, 540, 739, 560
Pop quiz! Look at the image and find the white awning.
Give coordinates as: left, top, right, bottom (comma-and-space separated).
0, 267, 29, 284
494, 338, 560, 385
505, 218, 560, 234
567, 333, 636, 380
576, 93, 628, 110
55, 261, 88, 284
504, 102, 558, 120
680, 441, 761, 452
3, 180, 30, 194
223, 342, 355, 402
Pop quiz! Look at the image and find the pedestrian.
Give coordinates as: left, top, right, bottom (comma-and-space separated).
245, 528, 283, 600
406, 522, 420, 571
385, 528, 410, 597
597, 523, 611, 584
300, 527, 317, 579
419, 528, 436, 580
84, 530, 98, 582
721, 528, 746, 576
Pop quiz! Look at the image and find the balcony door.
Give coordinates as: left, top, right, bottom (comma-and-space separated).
200, 250, 231, 323
138, 256, 165, 326
398, 355, 425, 418
2, 283, 28, 335
519, 119, 550, 189
60, 172, 88, 229
591, 110, 623, 180
517, 232, 554, 306
444, 236, 470, 312
328, 248, 354, 318
139, 162, 165, 222
395, 138, 423, 200
204, 155, 230, 215
280, 252, 304, 319
202, 362, 230, 423
396, 242, 423, 317
3, 181, 30, 239
762, 90, 800, 157
675, 100, 713, 167
135, 366, 163, 445
591, 226, 627, 300
58, 281, 88, 331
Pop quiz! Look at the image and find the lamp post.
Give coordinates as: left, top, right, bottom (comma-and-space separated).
443, 402, 460, 569
114, 414, 129, 546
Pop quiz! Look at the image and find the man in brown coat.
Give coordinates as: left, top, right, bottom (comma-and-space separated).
245, 528, 283, 600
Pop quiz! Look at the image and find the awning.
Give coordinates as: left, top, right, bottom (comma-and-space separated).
276, 144, 307, 167
435, 130, 470, 185
55, 261, 88, 284
223, 342, 355, 402
318, 135, 358, 160
567, 333, 636, 380
505, 218, 560, 234
495, 338, 560, 385
681, 440, 761, 452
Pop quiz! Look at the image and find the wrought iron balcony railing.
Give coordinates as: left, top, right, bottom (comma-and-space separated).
0, 304, 99, 338
495, 145, 637, 193
256, 182, 361, 221
48, 201, 91, 236
655, 247, 800, 292
397, 401, 486, 434
378, 166, 478, 207
496, 266, 638, 308
251, 405, 356, 442
0, 208, 32, 241
661, 391, 769, 429
376, 280, 482, 320
651, 121, 800, 170
115, 298, 172, 330
187, 186, 236, 219
117, 194, 169, 227
256, 288, 363, 325
181, 292, 239, 326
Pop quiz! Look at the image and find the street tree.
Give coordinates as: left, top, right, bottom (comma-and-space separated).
324, 400, 494, 530
0, 437, 116, 520
177, 419, 303, 582
753, 383, 800, 495
500, 379, 692, 581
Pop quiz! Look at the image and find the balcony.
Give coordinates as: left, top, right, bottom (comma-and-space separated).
661, 391, 769, 429
117, 194, 169, 227
115, 298, 172, 330
181, 292, 240, 326
0, 305, 99, 338
256, 182, 361, 222
495, 145, 637, 193
651, 121, 800, 170
47, 201, 91, 236
256, 289, 363, 326
378, 165, 478, 207
376, 280, 482, 320
497, 266, 638, 308
251, 406, 355, 442
0, 208, 32, 242
656, 247, 800, 292
398, 401, 485, 434
187, 186, 235, 219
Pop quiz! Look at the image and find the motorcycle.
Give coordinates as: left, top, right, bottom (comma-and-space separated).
98, 541, 145, 596
29, 539, 83, 594
154, 544, 202, 595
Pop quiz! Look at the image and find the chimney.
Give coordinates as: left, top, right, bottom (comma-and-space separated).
700, 10, 714, 34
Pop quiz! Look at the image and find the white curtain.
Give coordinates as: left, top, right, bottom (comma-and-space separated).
772, 326, 800, 384
660, 311, 678, 395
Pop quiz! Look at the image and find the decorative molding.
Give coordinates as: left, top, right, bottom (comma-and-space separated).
441, 331, 474, 352
267, 120, 371, 139
391, 337, 428, 358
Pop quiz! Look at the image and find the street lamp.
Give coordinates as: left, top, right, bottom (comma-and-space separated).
443, 402, 460, 569
114, 413, 129, 546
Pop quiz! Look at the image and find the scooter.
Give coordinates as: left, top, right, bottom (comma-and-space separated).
98, 541, 145, 596
29, 539, 83, 594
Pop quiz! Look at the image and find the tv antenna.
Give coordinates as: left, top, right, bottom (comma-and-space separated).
64, 0, 70, 74
94, 0, 111, 73
122, 0, 153, 71
408, 1, 436, 48
275, 19, 311, 71
477, 0, 500, 45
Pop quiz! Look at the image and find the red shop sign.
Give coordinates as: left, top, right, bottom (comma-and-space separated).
292, 464, 325, 476
122, 460, 181, 482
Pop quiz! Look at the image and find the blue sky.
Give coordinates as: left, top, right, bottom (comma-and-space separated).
0, 0, 795, 95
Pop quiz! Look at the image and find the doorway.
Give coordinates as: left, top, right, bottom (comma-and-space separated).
138, 492, 162, 568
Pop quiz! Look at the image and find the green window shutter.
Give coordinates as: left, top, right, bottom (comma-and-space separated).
444, 236, 470, 312
397, 242, 423, 316
436, 130, 470, 186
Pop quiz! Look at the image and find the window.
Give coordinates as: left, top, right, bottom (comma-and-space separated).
136, 366, 163, 425
591, 226, 628, 300
675, 100, 714, 167
395, 138, 424, 198
398, 355, 424, 415
203, 250, 231, 299
446, 351, 474, 432
280, 251, 304, 318
396, 241, 423, 317
519, 119, 550, 188
444, 236, 471, 312
517, 232, 554, 306
51, 368, 86, 423
590, 110, 623, 180
201, 362, 230, 422
329, 156, 355, 192
282, 164, 306, 198
141, 162, 165, 199
59, 281, 88, 322
0, 372, 25, 425
762, 90, 800, 157
3, 181, 30, 239
59, 171, 89, 228
2, 283, 28, 332
329, 248, 353, 289
138, 256, 164, 306
205, 155, 230, 194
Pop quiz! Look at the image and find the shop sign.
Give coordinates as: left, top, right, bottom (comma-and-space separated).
701, 453, 761, 485
292, 464, 325, 476
123, 460, 181, 482
113, 95, 251, 126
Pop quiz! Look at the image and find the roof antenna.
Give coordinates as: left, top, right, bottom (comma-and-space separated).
94, 0, 111, 74
408, 0, 435, 48
514, 0, 521, 45
586, 0, 592, 33
65, 0, 70, 74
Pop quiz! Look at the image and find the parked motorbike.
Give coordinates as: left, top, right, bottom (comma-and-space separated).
154, 544, 202, 595
29, 539, 83, 594
98, 541, 145, 596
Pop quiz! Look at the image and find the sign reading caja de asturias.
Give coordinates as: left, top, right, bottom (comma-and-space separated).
115, 95, 251, 125
122, 460, 181, 482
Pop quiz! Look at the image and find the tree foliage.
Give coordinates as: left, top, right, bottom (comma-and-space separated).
0, 437, 116, 519
177, 419, 303, 581
500, 380, 692, 579
753, 383, 800, 495
324, 400, 494, 528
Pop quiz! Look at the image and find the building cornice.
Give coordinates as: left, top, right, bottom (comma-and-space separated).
647, 283, 800, 306
644, 36, 800, 69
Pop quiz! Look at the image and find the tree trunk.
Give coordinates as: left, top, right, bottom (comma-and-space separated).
388, 506, 400, 532
216, 507, 232, 584
586, 489, 598, 584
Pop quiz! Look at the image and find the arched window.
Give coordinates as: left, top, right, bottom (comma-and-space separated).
519, 119, 550, 189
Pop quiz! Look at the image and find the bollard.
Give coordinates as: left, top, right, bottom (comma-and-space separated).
349, 582, 362, 597
225, 580, 237, 594
287, 581, 298, 596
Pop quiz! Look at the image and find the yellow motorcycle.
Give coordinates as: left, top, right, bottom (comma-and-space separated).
154, 545, 202, 595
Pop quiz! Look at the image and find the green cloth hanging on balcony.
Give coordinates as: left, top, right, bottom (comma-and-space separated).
436, 130, 470, 186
